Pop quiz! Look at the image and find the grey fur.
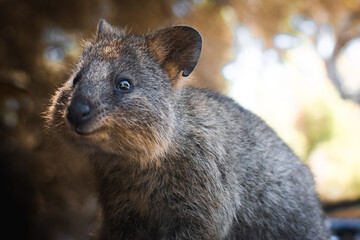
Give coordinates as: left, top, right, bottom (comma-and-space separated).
46, 20, 330, 240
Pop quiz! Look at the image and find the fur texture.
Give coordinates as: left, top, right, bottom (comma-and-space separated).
46, 19, 330, 240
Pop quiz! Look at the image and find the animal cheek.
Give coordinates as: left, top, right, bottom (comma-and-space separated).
58, 87, 74, 105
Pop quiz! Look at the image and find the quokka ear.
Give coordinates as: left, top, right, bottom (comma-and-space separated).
146, 26, 202, 80
97, 19, 125, 39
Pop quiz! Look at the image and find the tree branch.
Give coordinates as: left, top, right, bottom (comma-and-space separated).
325, 12, 360, 104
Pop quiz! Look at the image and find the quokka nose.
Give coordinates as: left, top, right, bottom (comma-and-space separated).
67, 101, 92, 129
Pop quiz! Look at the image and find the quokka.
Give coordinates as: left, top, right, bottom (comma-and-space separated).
47, 19, 330, 240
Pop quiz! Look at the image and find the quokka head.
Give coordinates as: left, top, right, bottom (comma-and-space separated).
46, 19, 202, 162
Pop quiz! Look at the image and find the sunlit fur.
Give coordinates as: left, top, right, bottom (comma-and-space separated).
46, 20, 329, 240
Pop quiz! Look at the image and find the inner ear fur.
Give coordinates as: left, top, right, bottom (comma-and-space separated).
146, 26, 202, 80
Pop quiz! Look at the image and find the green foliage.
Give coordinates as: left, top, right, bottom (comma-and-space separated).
302, 102, 334, 159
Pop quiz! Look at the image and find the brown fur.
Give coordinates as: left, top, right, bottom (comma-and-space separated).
46, 19, 329, 240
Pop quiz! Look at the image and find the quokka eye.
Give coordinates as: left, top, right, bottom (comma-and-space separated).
116, 79, 132, 92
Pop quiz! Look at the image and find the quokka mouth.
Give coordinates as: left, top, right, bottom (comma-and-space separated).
73, 125, 106, 136
63, 115, 105, 137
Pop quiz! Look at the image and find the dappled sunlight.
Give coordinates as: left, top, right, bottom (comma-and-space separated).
223, 24, 360, 203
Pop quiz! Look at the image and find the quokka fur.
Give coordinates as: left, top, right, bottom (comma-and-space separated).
46, 19, 330, 240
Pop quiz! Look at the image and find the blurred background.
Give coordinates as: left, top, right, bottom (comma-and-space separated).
1, 0, 360, 239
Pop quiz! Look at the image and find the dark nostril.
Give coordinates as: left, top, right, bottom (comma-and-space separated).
67, 101, 92, 128
80, 105, 90, 118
